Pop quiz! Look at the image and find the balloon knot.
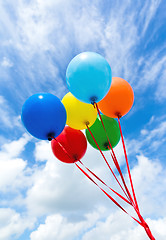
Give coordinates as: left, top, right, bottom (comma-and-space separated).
85, 121, 90, 126
115, 112, 122, 118
73, 154, 78, 162
47, 132, 55, 141
90, 96, 97, 105
103, 142, 109, 149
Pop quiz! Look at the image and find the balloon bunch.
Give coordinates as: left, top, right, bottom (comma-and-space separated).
21, 52, 155, 240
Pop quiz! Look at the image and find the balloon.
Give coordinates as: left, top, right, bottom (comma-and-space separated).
21, 93, 66, 140
62, 92, 97, 130
98, 77, 134, 118
66, 52, 112, 104
51, 126, 87, 163
85, 115, 120, 151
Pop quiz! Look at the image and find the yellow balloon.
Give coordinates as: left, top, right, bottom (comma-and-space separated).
62, 92, 97, 130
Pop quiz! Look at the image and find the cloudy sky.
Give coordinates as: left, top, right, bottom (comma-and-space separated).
0, 0, 166, 239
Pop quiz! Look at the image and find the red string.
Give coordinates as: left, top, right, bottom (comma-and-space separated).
135, 208, 156, 240
52, 137, 129, 204
145, 227, 156, 240
108, 147, 135, 205
79, 160, 131, 205
86, 124, 131, 201
117, 118, 139, 212
75, 162, 143, 226
117, 118, 156, 240
52, 133, 155, 239
94, 103, 135, 206
52, 137, 75, 162
52, 138, 138, 222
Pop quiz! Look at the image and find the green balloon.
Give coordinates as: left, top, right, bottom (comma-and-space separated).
85, 115, 120, 151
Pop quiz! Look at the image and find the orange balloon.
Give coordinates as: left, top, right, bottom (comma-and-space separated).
98, 77, 134, 118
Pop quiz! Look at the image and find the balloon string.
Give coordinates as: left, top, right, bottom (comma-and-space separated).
52, 138, 128, 203
108, 146, 134, 204
52, 137, 128, 203
94, 107, 155, 239
136, 211, 156, 240
75, 162, 143, 226
52, 135, 130, 204
117, 117, 139, 212
79, 160, 131, 205
86, 124, 130, 201
117, 119, 155, 239
52, 138, 155, 239
51, 138, 133, 216
51, 137, 75, 162
144, 226, 156, 240
94, 103, 134, 206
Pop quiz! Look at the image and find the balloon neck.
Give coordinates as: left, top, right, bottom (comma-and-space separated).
47, 132, 55, 141
90, 96, 98, 105
104, 142, 109, 150
85, 121, 90, 127
115, 112, 122, 119
73, 154, 79, 162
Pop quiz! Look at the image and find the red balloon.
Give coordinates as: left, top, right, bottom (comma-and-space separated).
51, 126, 87, 163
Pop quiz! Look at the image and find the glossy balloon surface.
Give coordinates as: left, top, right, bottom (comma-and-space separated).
21, 93, 66, 140
51, 126, 87, 163
98, 77, 134, 118
85, 115, 120, 150
62, 92, 97, 130
66, 52, 112, 104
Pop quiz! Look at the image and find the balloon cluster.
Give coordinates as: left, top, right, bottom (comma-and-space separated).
21, 52, 155, 240
21, 52, 133, 162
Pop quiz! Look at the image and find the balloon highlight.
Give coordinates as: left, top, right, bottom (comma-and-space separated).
98, 77, 134, 118
66, 52, 112, 104
51, 126, 87, 163
62, 92, 97, 130
21, 93, 66, 140
86, 115, 120, 151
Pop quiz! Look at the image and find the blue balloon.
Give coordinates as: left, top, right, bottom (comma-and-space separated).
66, 52, 112, 104
21, 93, 67, 140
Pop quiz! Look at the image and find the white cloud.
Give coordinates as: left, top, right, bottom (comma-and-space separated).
0, 135, 37, 238
144, 120, 166, 143
0, 115, 165, 240
0, 0, 165, 103
30, 211, 166, 240
82, 213, 166, 240
1, 133, 31, 158
130, 155, 166, 217
24, 121, 166, 239
25, 115, 166, 222
135, 54, 166, 101
155, 65, 166, 101
30, 209, 102, 240
1, 57, 13, 67
0, 158, 26, 190
127, 118, 166, 155
0, 96, 15, 128
26, 148, 105, 216
140, 0, 162, 36
0, 96, 22, 130
0, 134, 31, 192
29, 153, 166, 240
0, 208, 35, 240
26, 138, 127, 217
101, 7, 138, 78
34, 141, 54, 162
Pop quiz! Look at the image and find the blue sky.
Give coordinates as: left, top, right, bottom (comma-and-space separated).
0, 0, 166, 239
